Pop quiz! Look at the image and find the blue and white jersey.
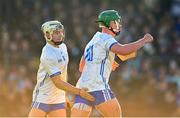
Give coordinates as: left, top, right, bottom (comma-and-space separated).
76, 32, 118, 92
33, 43, 69, 104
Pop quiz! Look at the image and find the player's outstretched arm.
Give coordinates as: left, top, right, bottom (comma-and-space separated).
111, 33, 153, 55
51, 75, 95, 101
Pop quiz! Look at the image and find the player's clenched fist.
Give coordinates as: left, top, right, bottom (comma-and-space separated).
79, 89, 95, 102
143, 33, 154, 43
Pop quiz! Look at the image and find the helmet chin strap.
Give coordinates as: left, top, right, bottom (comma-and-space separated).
110, 20, 121, 36
51, 40, 63, 45
51, 34, 65, 45
109, 27, 121, 36
46, 33, 64, 45
101, 21, 120, 36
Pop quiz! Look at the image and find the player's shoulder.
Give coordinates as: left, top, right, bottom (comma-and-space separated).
41, 44, 56, 61
60, 43, 67, 50
94, 32, 115, 42
100, 32, 113, 40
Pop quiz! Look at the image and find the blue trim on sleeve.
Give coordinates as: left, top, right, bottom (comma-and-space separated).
49, 71, 61, 78
109, 42, 118, 50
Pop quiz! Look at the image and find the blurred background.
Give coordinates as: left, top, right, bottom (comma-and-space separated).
0, 0, 180, 117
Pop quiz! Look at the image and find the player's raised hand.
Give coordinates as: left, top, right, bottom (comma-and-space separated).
143, 33, 153, 43
79, 88, 95, 102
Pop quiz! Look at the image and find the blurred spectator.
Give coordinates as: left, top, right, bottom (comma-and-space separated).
171, 0, 180, 17
0, 0, 179, 116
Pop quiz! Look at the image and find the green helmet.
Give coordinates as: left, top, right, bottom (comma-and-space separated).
98, 10, 122, 28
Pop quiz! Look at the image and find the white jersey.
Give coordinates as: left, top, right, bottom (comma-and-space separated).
76, 32, 118, 92
33, 43, 69, 104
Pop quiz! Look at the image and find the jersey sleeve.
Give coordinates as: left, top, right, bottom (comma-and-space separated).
41, 56, 61, 78
105, 37, 118, 51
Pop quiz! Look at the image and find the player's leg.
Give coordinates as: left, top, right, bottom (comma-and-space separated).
47, 103, 66, 117
92, 89, 122, 117
28, 102, 47, 117
47, 109, 66, 117
95, 98, 122, 117
71, 95, 93, 117
28, 108, 46, 117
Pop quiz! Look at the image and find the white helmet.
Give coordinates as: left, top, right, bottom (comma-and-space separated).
41, 20, 65, 43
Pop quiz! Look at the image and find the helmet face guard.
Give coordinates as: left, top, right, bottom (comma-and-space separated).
41, 20, 65, 45
97, 10, 122, 35
112, 19, 122, 35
